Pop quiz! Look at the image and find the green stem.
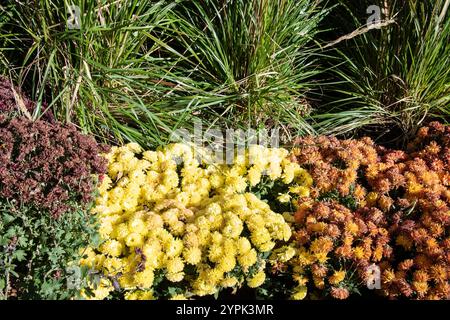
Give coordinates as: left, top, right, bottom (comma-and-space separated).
436, 0, 450, 34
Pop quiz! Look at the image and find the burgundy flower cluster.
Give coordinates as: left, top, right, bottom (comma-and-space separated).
0, 114, 109, 217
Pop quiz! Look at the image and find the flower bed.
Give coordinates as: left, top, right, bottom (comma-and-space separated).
80, 122, 449, 300
1, 112, 448, 300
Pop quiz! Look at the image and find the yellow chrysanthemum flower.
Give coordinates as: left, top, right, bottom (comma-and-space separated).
247, 271, 266, 288
291, 285, 308, 300
329, 270, 346, 285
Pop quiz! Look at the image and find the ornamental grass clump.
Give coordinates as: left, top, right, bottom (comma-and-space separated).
316, 0, 450, 142
0, 113, 109, 299
83, 143, 313, 299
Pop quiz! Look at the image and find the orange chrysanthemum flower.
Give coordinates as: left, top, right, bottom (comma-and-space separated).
310, 237, 334, 254
330, 287, 350, 300
382, 269, 396, 284
412, 281, 429, 298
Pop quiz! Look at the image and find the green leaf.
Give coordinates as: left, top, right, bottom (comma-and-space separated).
0, 278, 5, 291
2, 213, 15, 224
8, 269, 19, 278
13, 249, 26, 262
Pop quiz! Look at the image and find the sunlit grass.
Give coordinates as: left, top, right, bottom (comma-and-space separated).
314, 0, 450, 144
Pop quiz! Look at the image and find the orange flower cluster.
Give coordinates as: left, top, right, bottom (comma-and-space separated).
291, 135, 379, 199
370, 122, 450, 300
291, 200, 391, 299
288, 122, 449, 300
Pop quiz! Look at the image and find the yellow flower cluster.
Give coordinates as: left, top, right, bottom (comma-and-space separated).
82, 143, 312, 299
